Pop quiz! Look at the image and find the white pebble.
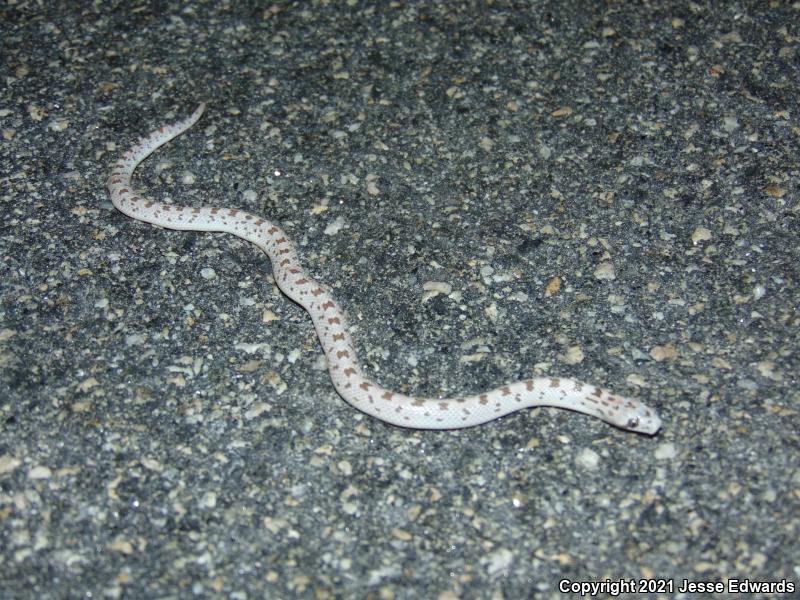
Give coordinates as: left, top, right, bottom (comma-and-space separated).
28, 465, 52, 480
481, 548, 514, 576
593, 262, 616, 280
199, 491, 217, 509
654, 442, 677, 460
575, 448, 601, 470
324, 216, 345, 235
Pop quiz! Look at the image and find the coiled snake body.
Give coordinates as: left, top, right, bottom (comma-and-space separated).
107, 104, 661, 434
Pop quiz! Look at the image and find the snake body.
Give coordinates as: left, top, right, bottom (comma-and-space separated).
107, 104, 661, 434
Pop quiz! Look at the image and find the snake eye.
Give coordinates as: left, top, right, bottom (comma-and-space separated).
627, 417, 640, 430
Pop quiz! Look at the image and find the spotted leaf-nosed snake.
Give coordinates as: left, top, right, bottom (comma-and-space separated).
107, 103, 661, 434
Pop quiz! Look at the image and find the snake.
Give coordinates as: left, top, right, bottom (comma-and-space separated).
107, 103, 662, 434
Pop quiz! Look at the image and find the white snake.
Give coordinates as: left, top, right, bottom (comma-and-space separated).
107, 103, 662, 435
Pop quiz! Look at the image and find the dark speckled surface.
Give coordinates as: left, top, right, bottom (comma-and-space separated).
1, 2, 798, 598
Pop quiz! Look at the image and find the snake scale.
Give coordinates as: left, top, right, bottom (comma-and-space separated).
107, 103, 661, 434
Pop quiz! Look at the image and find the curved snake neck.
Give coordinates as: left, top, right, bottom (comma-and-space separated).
107, 103, 661, 435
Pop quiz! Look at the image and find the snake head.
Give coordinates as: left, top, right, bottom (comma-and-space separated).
621, 404, 662, 435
